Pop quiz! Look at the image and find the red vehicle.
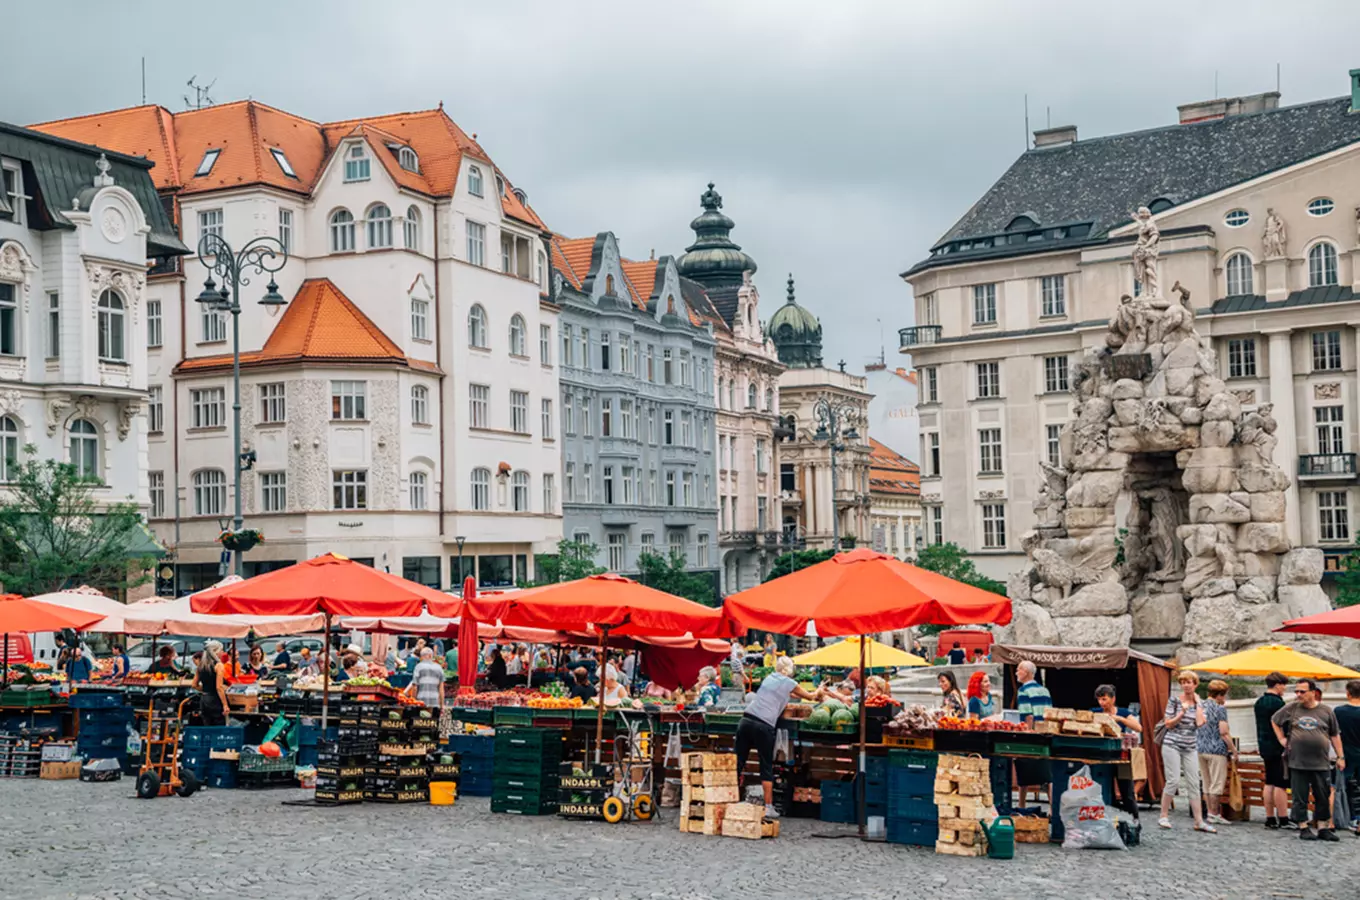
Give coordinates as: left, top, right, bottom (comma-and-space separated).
2, 634, 34, 665
935, 629, 994, 662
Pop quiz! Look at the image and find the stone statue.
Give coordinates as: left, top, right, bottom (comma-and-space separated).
1033, 460, 1069, 527
1031, 547, 1101, 598
1107, 294, 1151, 351
1145, 485, 1184, 579
1130, 206, 1160, 298
1157, 280, 1194, 341
1263, 208, 1287, 259
1238, 402, 1278, 461
1120, 500, 1156, 589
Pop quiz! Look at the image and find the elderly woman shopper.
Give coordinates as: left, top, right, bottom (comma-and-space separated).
1160, 670, 1215, 832
1198, 679, 1235, 826
736, 655, 823, 819
695, 666, 723, 707
194, 640, 230, 726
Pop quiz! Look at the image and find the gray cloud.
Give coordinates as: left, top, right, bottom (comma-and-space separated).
13, 0, 1360, 371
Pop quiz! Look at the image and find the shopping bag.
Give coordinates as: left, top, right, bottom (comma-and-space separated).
1334, 767, 1351, 829
262, 714, 290, 747
774, 728, 791, 762
1060, 765, 1126, 850
1227, 758, 1244, 812
665, 725, 682, 768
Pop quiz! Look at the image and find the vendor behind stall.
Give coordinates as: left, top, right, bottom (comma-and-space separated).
569, 667, 595, 702
407, 648, 445, 709
65, 645, 94, 683
735, 655, 823, 820
147, 645, 182, 677
601, 664, 629, 705
694, 666, 722, 707
109, 643, 131, 680
1094, 683, 1142, 822
1015, 660, 1052, 808
245, 646, 269, 679
194, 640, 230, 726
966, 671, 997, 719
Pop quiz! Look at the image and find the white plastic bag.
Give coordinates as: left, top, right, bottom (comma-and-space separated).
775, 728, 791, 762
664, 725, 682, 768
1060, 765, 1126, 850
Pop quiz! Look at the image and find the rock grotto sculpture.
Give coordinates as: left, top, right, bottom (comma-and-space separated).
1007, 226, 1338, 662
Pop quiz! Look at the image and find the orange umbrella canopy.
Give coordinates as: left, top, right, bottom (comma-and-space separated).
460, 573, 735, 638
1277, 605, 1360, 640
190, 553, 459, 618
724, 548, 1013, 637
0, 594, 107, 633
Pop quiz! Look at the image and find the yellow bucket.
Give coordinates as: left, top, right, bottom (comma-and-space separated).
430, 781, 457, 806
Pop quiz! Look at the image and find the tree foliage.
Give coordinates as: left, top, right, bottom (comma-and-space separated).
636, 550, 717, 607
762, 549, 835, 583
1336, 541, 1360, 608
913, 542, 1007, 596
523, 539, 606, 587
0, 450, 155, 595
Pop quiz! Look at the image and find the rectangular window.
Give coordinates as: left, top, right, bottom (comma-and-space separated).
331, 380, 366, 420
975, 361, 1000, 398
641, 532, 655, 554
720, 497, 727, 531
1228, 338, 1257, 378
201, 308, 227, 343
621, 466, 635, 505
190, 387, 226, 429
1041, 275, 1066, 317
705, 474, 713, 506
1043, 356, 1069, 393
1312, 331, 1342, 371
666, 471, 676, 506
584, 463, 593, 501
600, 332, 611, 371
561, 324, 573, 367
648, 469, 658, 506
195, 148, 220, 177
619, 336, 631, 374
511, 390, 529, 433
1046, 423, 1062, 467
1315, 405, 1345, 455
780, 462, 796, 492
410, 472, 429, 510
663, 349, 674, 385
679, 352, 690, 387
411, 298, 429, 341
582, 396, 594, 437
620, 399, 634, 439
332, 470, 367, 510
261, 471, 287, 512
978, 428, 1003, 474
47, 292, 61, 357
259, 382, 286, 424
668, 531, 686, 561
198, 208, 223, 241
683, 473, 694, 507
1319, 490, 1350, 542
972, 283, 997, 325
278, 208, 293, 252
580, 328, 590, 372
540, 324, 552, 365
755, 438, 768, 474
680, 412, 692, 447
148, 386, 164, 433
466, 221, 485, 266
564, 461, 575, 500
663, 410, 674, 445
926, 433, 940, 477
542, 473, 555, 512
563, 392, 574, 436
922, 366, 938, 404
144, 297, 160, 350
756, 497, 767, 531
608, 534, 625, 572
921, 292, 938, 327
601, 398, 613, 437
929, 506, 943, 545
148, 471, 165, 518
647, 407, 657, 444
542, 398, 553, 439
647, 346, 655, 382
981, 503, 1006, 549
343, 146, 370, 182
469, 384, 489, 429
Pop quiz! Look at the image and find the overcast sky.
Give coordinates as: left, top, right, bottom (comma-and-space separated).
12, 0, 1360, 370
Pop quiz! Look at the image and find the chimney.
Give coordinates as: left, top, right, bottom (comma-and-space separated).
1032, 125, 1077, 149
1351, 69, 1360, 113
1178, 91, 1280, 124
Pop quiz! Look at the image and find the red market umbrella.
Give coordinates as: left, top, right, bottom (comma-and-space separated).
1277, 605, 1360, 640
457, 576, 479, 691
0, 594, 107, 683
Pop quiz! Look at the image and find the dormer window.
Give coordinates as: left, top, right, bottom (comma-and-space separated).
195, 148, 220, 177
269, 148, 297, 178
344, 145, 370, 183
467, 165, 484, 197
495, 174, 505, 196
397, 146, 419, 173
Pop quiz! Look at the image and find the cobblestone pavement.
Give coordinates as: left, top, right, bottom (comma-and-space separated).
3, 780, 1356, 900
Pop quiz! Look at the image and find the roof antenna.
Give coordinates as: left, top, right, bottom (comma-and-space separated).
184, 76, 216, 111
1023, 94, 1029, 149
141, 57, 146, 105
1214, 70, 1219, 98
1276, 62, 1281, 94
876, 317, 885, 365
1046, 106, 1051, 129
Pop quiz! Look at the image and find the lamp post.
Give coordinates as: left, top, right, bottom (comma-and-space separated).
812, 396, 860, 551
195, 233, 289, 576
455, 535, 467, 587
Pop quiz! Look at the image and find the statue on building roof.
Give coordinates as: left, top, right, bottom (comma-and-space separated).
1130, 206, 1160, 297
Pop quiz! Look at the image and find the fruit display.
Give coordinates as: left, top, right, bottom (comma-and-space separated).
345, 676, 390, 688
936, 716, 1028, 733
803, 699, 857, 729
526, 696, 582, 709
395, 693, 424, 708
292, 674, 326, 691
883, 704, 945, 735
863, 695, 896, 708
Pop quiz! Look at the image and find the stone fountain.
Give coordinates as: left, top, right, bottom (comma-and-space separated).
1005, 207, 1337, 663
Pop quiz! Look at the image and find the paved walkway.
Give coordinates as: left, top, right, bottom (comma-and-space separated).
3, 780, 1355, 899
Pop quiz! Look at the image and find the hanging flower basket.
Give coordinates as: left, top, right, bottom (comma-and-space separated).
218, 528, 265, 552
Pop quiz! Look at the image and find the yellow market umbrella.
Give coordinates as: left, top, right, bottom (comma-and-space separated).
793, 635, 929, 669
1184, 644, 1360, 680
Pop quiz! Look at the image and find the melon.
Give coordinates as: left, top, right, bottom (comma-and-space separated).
822, 700, 846, 713
830, 709, 855, 726
806, 708, 832, 728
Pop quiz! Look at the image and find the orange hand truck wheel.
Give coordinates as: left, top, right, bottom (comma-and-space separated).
632, 793, 655, 821
602, 796, 626, 823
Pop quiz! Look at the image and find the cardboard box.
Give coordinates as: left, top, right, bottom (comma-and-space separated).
41, 743, 75, 763
41, 760, 81, 780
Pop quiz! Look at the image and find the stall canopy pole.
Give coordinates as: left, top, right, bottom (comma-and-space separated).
857, 632, 867, 838
321, 613, 332, 731
2, 632, 8, 686
594, 627, 609, 765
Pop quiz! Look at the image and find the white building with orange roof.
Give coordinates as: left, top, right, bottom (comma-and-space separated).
867, 437, 922, 559
549, 231, 720, 586
32, 100, 560, 592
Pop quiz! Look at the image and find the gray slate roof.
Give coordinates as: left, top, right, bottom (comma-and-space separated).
908, 96, 1360, 276
1207, 284, 1357, 315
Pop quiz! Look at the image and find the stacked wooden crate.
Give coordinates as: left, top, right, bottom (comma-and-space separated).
1035, 708, 1121, 737
933, 753, 993, 857
677, 753, 777, 838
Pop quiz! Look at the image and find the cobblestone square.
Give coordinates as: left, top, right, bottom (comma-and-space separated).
3, 779, 1356, 900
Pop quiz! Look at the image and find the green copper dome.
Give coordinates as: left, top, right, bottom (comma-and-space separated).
767, 275, 823, 369
677, 182, 757, 288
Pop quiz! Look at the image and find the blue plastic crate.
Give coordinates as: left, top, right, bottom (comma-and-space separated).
820, 779, 855, 804
864, 756, 888, 781
296, 724, 338, 747
886, 792, 936, 821
77, 733, 127, 751
205, 770, 237, 789
820, 796, 856, 824
886, 817, 938, 846
69, 692, 128, 710
888, 766, 935, 794
446, 734, 495, 758
181, 726, 245, 751
460, 774, 493, 796
77, 708, 136, 731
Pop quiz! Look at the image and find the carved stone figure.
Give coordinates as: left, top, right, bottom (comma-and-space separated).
1238, 402, 1278, 461
1130, 206, 1161, 297
1031, 547, 1101, 598
1263, 208, 1287, 259
1145, 486, 1184, 579
1158, 281, 1194, 341
45, 398, 70, 437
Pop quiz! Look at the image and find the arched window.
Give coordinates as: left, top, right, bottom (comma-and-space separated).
512, 470, 530, 511
404, 206, 420, 251
471, 467, 491, 510
537, 251, 546, 290
605, 274, 616, 296
717, 378, 725, 410
1309, 242, 1339, 287
69, 420, 99, 480
467, 165, 484, 197
97, 290, 125, 361
411, 384, 429, 425
468, 304, 488, 348
329, 209, 355, 253
509, 314, 526, 356
747, 383, 757, 409
192, 468, 226, 515
1225, 252, 1254, 296
0, 415, 17, 482
409, 471, 428, 510
765, 387, 774, 411
727, 380, 735, 410
397, 146, 419, 173
366, 203, 392, 249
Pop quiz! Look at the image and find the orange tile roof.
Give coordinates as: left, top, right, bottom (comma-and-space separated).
869, 437, 920, 497
552, 234, 727, 331
31, 104, 181, 189
620, 259, 657, 310
175, 278, 438, 374
551, 234, 595, 290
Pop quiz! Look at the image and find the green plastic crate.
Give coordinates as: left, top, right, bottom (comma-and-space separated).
495, 727, 565, 749
704, 714, 743, 735
450, 706, 493, 725
887, 749, 938, 771
490, 795, 558, 815
493, 707, 535, 727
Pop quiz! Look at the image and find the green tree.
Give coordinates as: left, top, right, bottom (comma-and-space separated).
0, 449, 155, 595
914, 542, 1007, 596
1336, 540, 1360, 607
635, 550, 717, 606
521, 539, 605, 587
762, 549, 835, 582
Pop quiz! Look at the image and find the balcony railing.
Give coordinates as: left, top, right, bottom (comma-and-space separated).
898, 325, 942, 350
1298, 453, 1358, 479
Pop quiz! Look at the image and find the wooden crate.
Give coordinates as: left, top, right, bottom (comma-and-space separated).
936, 839, 986, 857
702, 802, 729, 835
701, 770, 738, 787
700, 785, 739, 804
724, 802, 763, 822
1073, 709, 1094, 723
762, 819, 780, 838
722, 818, 764, 840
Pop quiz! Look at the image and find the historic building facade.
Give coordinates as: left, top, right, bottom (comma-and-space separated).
868, 437, 922, 559
0, 123, 185, 553
901, 76, 1360, 590
550, 231, 720, 582
33, 101, 561, 591
676, 184, 786, 593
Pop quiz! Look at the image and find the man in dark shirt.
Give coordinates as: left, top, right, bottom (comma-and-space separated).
1272, 680, 1344, 841
1254, 671, 1291, 828
947, 642, 966, 666
271, 643, 292, 672
65, 646, 94, 683
1335, 679, 1360, 832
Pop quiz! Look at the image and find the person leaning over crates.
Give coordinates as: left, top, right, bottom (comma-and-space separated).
734, 655, 822, 820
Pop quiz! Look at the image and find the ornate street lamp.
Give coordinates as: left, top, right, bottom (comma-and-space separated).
812, 396, 860, 550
